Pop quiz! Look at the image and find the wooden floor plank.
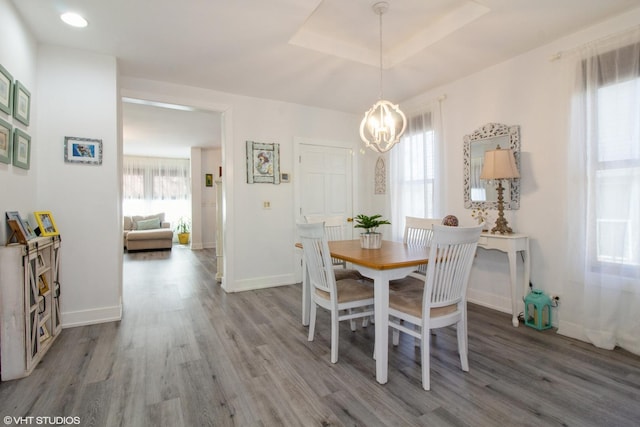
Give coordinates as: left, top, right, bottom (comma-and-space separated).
1, 245, 639, 426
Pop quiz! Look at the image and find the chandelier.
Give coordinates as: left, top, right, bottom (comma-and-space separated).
359, 1, 407, 153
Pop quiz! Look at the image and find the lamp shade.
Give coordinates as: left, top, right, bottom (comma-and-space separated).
479, 147, 520, 180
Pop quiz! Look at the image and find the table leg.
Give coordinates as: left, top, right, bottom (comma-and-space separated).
301, 258, 310, 326
373, 275, 389, 384
507, 250, 519, 327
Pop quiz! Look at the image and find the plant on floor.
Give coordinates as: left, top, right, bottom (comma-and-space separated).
354, 214, 390, 234
176, 217, 191, 244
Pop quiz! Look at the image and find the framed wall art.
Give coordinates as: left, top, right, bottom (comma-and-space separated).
13, 80, 30, 126
12, 128, 30, 170
0, 117, 12, 164
34, 211, 59, 236
246, 140, 280, 184
64, 136, 103, 165
0, 64, 13, 115
205, 173, 213, 187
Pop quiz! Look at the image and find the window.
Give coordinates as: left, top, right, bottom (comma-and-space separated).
584, 44, 640, 272
389, 110, 440, 240
123, 156, 191, 226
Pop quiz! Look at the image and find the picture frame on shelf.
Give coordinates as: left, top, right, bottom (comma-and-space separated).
0, 64, 12, 115
39, 324, 50, 341
38, 275, 49, 295
5, 211, 30, 243
13, 80, 30, 126
12, 129, 30, 170
246, 140, 280, 184
0, 117, 12, 164
34, 211, 59, 236
64, 136, 103, 165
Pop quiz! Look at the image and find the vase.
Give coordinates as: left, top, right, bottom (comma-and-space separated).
360, 233, 382, 249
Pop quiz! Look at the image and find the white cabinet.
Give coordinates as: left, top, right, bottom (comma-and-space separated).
0, 236, 62, 380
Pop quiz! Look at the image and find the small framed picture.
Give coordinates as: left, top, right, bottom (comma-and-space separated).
13, 80, 30, 126
0, 117, 12, 164
34, 211, 59, 236
205, 173, 213, 187
37, 253, 46, 268
38, 274, 49, 294
0, 64, 12, 115
246, 140, 280, 184
12, 128, 30, 170
64, 136, 103, 165
6, 211, 35, 242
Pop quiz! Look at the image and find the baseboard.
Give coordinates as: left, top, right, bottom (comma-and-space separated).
61, 304, 122, 328
225, 274, 296, 293
467, 288, 512, 314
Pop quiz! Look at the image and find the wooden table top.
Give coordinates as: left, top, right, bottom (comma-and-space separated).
328, 240, 429, 270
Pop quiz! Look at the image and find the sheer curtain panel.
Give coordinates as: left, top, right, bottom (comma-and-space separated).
123, 156, 191, 228
564, 27, 640, 355
389, 101, 443, 241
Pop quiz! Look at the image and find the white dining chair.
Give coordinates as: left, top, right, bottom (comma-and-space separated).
388, 224, 482, 390
297, 222, 374, 364
389, 216, 441, 293
304, 215, 363, 281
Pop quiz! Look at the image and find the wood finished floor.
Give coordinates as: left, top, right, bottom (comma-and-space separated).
1, 246, 639, 426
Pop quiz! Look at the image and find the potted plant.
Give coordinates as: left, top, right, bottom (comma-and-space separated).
354, 214, 390, 249
176, 217, 191, 245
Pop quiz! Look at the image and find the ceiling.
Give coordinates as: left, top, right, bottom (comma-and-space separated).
10, 0, 640, 157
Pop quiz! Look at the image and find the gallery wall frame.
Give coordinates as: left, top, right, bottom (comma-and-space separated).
64, 136, 103, 165
34, 211, 59, 236
0, 117, 12, 164
12, 128, 30, 170
13, 80, 30, 126
0, 64, 13, 116
246, 140, 280, 184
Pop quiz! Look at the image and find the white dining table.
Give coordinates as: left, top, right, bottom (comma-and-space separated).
300, 239, 430, 384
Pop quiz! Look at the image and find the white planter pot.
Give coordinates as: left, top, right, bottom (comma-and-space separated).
360, 233, 382, 249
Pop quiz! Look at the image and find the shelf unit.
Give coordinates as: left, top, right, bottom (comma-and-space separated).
0, 235, 62, 381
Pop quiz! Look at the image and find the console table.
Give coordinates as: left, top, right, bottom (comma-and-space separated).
477, 232, 530, 327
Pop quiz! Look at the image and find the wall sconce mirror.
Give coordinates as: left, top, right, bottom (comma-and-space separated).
464, 123, 521, 210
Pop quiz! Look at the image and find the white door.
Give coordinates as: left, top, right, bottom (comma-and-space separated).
297, 144, 354, 237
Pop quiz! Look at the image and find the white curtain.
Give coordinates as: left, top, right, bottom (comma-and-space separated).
564, 27, 640, 355
123, 156, 191, 228
389, 100, 443, 241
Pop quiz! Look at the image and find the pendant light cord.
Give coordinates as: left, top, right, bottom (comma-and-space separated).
378, 9, 383, 100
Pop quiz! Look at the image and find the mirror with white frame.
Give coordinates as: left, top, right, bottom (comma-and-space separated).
463, 123, 521, 210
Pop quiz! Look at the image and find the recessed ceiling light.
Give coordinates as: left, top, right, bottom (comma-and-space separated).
60, 12, 88, 28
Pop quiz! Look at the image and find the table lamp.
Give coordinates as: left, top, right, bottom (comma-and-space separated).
479, 145, 520, 234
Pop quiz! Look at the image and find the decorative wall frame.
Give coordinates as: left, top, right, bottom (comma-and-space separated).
12, 128, 30, 170
34, 211, 59, 236
0, 117, 12, 164
463, 122, 521, 210
64, 136, 103, 165
374, 156, 386, 194
0, 64, 13, 115
246, 140, 280, 184
13, 80, 30, 126
205, 173, 213, 187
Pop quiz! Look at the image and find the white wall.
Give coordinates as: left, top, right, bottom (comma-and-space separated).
398, 7, 640, 333
0, 0, 38, 243
36, 45, 121, 327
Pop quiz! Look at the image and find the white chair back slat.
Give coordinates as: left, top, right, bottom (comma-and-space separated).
298, 222, 336, 299
403, 217, 442, 274
424, 225, 482, 310
305, 215, 348, 267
